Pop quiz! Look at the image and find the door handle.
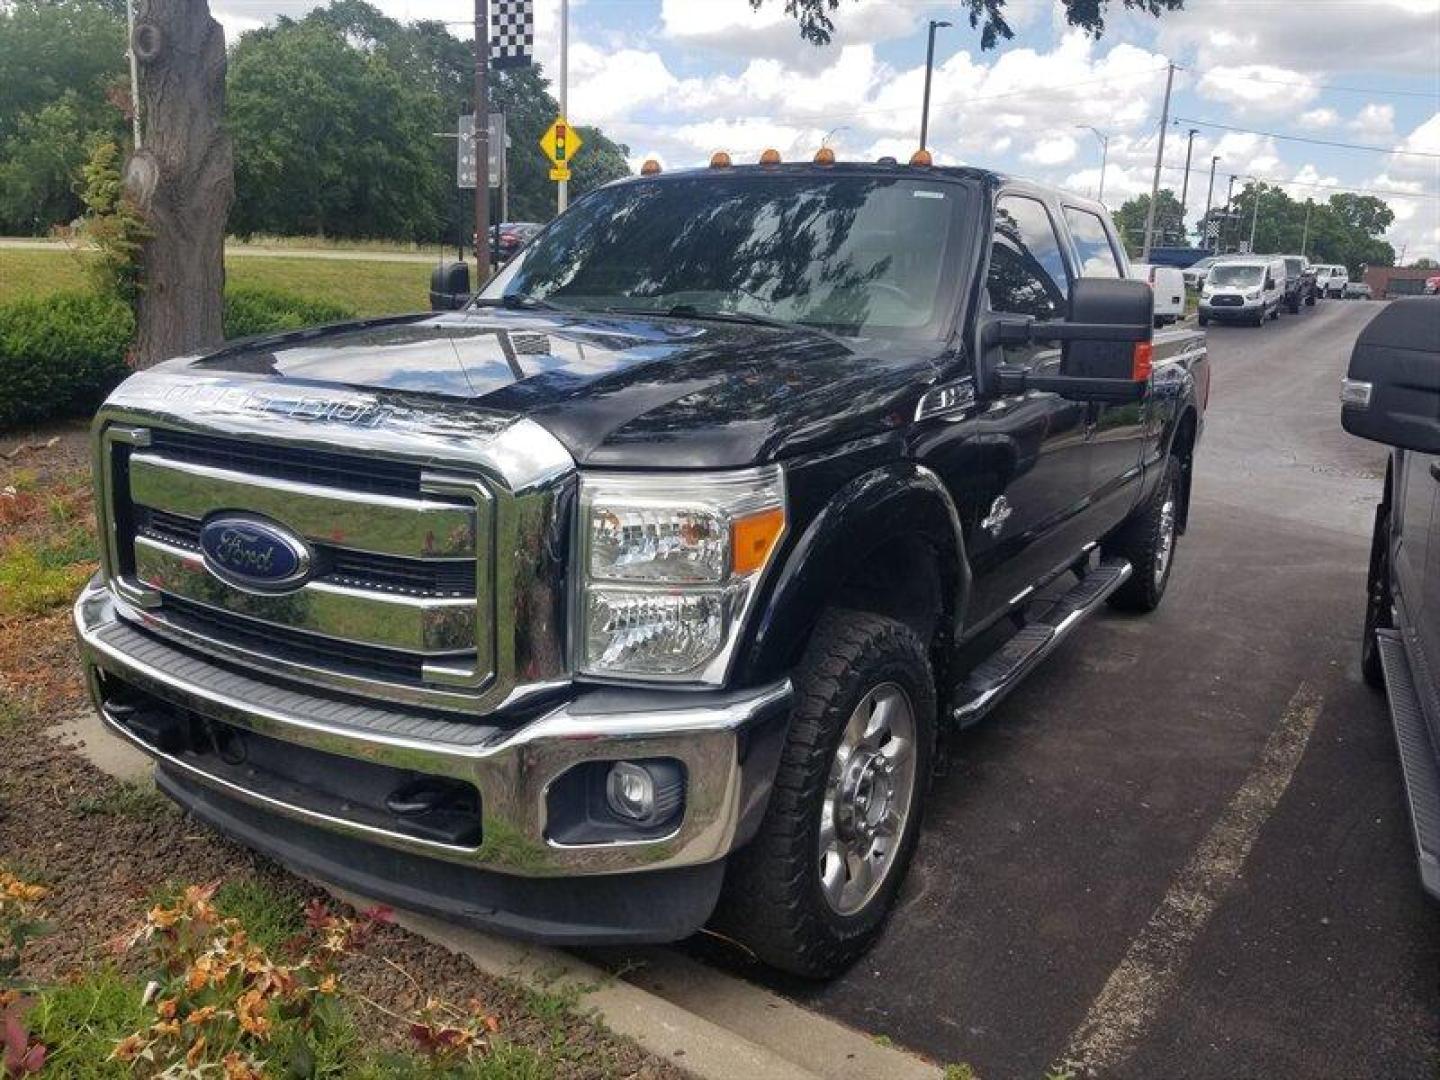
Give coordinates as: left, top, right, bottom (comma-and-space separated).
1429, 461, 1440, 482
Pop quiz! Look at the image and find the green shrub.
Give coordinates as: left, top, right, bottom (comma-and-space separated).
223, 286, 355, 339
0, 291, 133, 430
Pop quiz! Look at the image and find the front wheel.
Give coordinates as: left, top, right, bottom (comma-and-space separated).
1362, 501, 1393, 691
716, 610, 935, 977
1104, 455, 1182, 613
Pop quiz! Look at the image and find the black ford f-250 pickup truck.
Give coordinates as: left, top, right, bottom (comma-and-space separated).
75, 157, 1208, 976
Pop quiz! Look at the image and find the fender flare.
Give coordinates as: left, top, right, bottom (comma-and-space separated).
736, 462, 971, 684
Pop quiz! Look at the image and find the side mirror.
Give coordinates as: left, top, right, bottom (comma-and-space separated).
988, 278, 1154, 402
1341, 299, 1440, 453
429, 261, 471, 311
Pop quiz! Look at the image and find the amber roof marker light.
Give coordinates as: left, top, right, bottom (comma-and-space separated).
814, 146, 836, 166
710, 151, 733, 168
909, 148, 934, 167
640, 158, 662, 176
759, 148, 782, 166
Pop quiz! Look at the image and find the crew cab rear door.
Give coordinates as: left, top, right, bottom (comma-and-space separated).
1061, 203, 1149, 535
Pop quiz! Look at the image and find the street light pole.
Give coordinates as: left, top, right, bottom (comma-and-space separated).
1223, 174, 1236, 252
1300, 198, 1313, 256
1202, 155, 1219, 251
1077, 126, 1109, 203
558, 0, 569, 214
919, 19, 951, 151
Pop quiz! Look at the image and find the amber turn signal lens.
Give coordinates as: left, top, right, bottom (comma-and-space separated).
641, 158, 662, 176
759, 148, 782, 165
814, 146, 836, 166
732, 507, 785, 575
909, 148, 934, 166
1132, 341, 1154, 381
710, 151, 733, 168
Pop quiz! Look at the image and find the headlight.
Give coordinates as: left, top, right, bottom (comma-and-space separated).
578, 468, 786, 681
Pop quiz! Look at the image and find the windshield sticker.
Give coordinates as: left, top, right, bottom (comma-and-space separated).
913, 191, 945, 200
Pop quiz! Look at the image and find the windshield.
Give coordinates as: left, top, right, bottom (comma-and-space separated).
1284, 258, 1304, 275
480, 173, 969, 340
1209, 264, 1265, 287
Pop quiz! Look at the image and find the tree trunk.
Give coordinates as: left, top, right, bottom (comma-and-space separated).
125, 0, 233, 368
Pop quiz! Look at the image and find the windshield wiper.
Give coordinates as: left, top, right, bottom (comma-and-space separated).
471, 294, 565, 312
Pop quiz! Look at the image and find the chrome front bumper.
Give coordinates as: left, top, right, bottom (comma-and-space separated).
75, 577, 793, 879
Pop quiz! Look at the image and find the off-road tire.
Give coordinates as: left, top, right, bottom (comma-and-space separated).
715, 609, 936, 978
1362, 500, 1393, 691
1104, 455, 1182, 613
1197, 313, 1209, 327
1288, 296, 1301, 314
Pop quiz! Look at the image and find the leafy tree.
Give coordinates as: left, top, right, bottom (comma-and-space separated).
1111, 189, 1186, 255
1225, 182, 1395, 275
757, 0, 1183, 47
0, 0, 128, 234
1413, 257, 1438, 270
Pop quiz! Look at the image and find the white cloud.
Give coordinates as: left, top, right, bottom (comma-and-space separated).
658, 0, 917, 72
1297, 108, 1339, 130
1349, 103, 1397, 143
1024, 134, 1078, 166
1197, 64, 1318, 115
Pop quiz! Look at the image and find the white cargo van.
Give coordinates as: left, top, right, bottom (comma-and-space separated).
1132, 262, 1186, 327
1198, 257, 1285, 327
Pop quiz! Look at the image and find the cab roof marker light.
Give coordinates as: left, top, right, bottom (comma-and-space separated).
876, 155, 898, 166
759, 148, 782, 166
641, 158, 662, 176
710, 151, 732, 169
814, 147, 836, 166
910, 149, 934, 167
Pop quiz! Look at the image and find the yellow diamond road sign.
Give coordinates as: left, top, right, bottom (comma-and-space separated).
540, 117, 582, 167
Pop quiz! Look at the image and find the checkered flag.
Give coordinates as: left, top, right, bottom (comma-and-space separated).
490, 0, 533, 70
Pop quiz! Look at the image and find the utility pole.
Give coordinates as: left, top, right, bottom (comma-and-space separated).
1300, 198, 1313, 256
558, 0, 569, 213
1078, 125, 1109, 203
1247, 177, 1261, 254
1141, 62, 1176, 261
1202, 155, 1219, 251
125, 0, 141, 147
1223, 174, 1236, 252
473, 0, 491, 281
919, 19, 951, 151
1179, 126, 1198, 238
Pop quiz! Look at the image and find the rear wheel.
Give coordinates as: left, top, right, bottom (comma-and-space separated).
717, 610, 935, 977
1362, 501, 1394, 691
1104, 455, 1182, 613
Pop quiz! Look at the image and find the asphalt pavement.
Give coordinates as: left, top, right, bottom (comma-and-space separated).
678, 300, 1440, 1078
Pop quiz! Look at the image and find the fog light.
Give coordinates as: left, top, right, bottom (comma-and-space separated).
606, 762, 655, 821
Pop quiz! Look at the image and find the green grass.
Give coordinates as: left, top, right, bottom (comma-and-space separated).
25, 969, 151, 1079
0, 540, 95, 615
73, 779, 173, 821
0, 248, 429, 316
212, 878, 307, 953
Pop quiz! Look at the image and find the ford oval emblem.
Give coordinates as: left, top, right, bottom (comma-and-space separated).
199, 514, 313, 592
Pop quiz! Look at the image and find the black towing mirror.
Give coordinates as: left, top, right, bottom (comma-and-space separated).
429, 261, 472, 311
989, 278, 1155, 402
1341, 298, 1440, 453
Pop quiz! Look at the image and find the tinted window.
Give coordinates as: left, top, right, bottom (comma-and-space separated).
1063, 207, 1122, 278
482, 174, 968, 341
1283, 257, 1304, 276
987, 196, 1070, 322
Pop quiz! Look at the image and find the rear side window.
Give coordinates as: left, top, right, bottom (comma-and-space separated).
1063, 206, 1122, 278
987, 195, 1070, 321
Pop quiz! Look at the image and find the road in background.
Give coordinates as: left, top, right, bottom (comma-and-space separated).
631, 300, 1438, 1078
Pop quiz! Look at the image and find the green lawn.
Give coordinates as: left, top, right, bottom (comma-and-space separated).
0, 248, 431, 316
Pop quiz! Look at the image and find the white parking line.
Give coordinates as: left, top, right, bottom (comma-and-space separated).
1058, 682, 1325, 1076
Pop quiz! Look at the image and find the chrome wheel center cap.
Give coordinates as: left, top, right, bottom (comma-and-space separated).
837, 752, 893, 841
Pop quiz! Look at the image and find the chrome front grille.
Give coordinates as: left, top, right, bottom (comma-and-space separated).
92, 373, 576, 718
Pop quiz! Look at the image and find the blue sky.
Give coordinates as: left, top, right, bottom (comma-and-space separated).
214, 0, 1440, 258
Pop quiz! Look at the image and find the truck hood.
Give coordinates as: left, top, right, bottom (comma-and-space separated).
160, 309, 931, 467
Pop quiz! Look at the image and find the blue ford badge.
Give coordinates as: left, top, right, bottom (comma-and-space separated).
199, 515, 313, 591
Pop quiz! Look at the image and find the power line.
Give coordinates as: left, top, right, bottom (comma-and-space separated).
1155, 162, 1439, 201
1173, 116, 1440, 158
1179, 64, 1440, 101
